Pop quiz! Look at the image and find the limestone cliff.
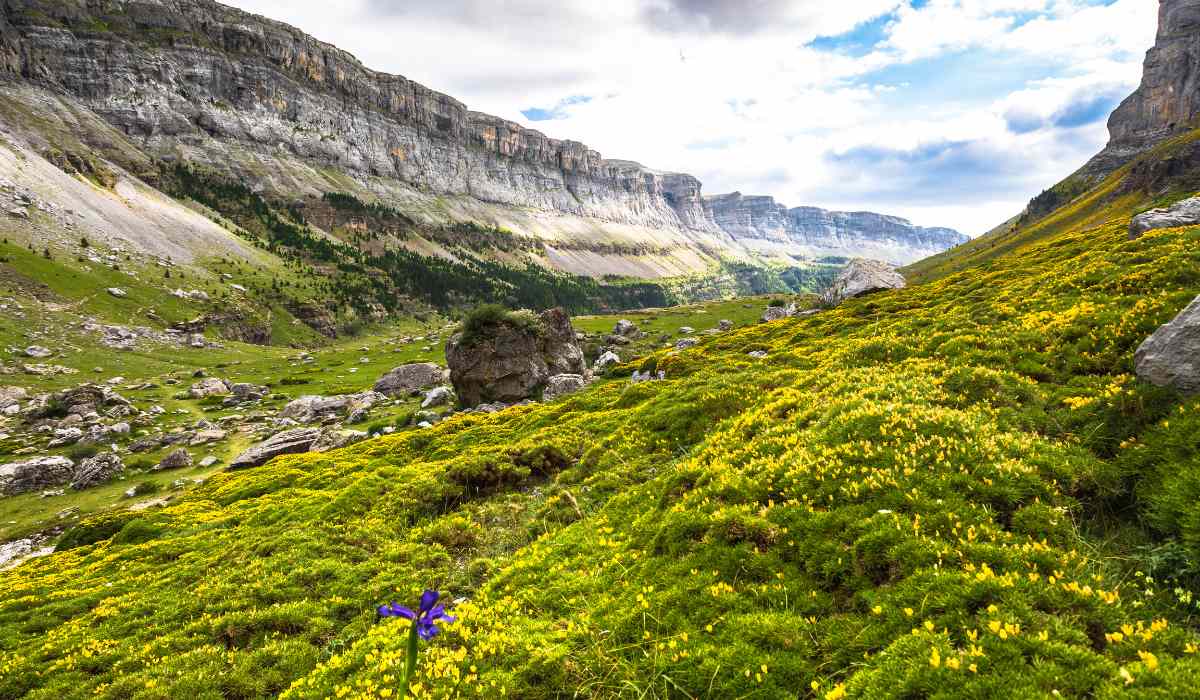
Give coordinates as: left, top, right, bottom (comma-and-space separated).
0, 0, 965, 277
704, 192, 968, 266
1085, 0, 1200, 178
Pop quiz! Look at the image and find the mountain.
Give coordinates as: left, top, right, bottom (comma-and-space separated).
0, 0, 961, 289
704, 192, 968, 264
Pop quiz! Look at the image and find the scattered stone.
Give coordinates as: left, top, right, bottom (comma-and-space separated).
106, 287, 127, 298
675, 338, 699, 350
189, 377, 231, 398
48, 427, 84, 447
71, 452, 124, 489
543, 374, 586, 401
1135, 294, 1200, 395
23, 345, 52, 358
613, 319, 639, 337
156, 448, 192, 471
421, 386, 454, 409
373, 363, 445, 396
189, 428, 227, 446
718, 320, 734, 331
0, 456, 74, 495
311, 429, 369, 453
280, 391, 384, 423
199, 455, 219, 468
679, 326, 695, 335
761, 304, 797, 323
230, 428, 322, 468
1129, 196, 1200, 239
8, 206, 29, 220
748, 350, 769, 359
631, 370, 667, 383
594, 351, 621, 373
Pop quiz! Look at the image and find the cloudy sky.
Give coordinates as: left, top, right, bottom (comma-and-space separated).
223, 0, 1157, 235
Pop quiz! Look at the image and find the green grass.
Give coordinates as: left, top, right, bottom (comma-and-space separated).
4, 164, 1200, 698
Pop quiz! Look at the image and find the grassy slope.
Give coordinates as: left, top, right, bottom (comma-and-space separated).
903, 129, 1200, 285
4, 181, 1200, 699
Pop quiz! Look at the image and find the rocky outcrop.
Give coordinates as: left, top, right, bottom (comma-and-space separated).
761, 304, 797, 323
1129, 196, 1200, 238
704, 194, 967, 265
279, 392, 384, 424
1136, 294, 1200, 395
374, 363, 446, 396
822, 259, 906, 306
0, 456, 74, 495
230, 428, 322, 468
156, 448, 192, 471
1086, 0, 1200, 178
445, 308, 586, 407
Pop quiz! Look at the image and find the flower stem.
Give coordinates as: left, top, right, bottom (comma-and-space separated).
400, 620, 419, 699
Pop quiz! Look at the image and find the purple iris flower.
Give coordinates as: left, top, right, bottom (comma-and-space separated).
378, 589, 457, 640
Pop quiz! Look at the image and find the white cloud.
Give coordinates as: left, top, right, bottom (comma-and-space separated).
220, 0, 1157, 236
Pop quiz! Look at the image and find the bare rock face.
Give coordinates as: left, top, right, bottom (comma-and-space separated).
1129, 196, 1200, 239
0, 456, 74, 495
445, 308, 585, 408
1086, 0, 1200, 178
823, 259, 906, 306
230, 428, 323, 468
703, 193, 967, 265
1136, 294, 1200, 395
72, 452, 124, 490
374, 363, 446, 396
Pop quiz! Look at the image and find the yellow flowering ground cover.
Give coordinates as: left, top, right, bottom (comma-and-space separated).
4, 154, 1200, 697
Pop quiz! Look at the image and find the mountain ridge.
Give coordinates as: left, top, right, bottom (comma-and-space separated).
0, 0, 963, 272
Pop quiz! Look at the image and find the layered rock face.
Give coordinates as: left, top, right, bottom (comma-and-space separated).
1085, 0, 1200, 177
0, 0, 966, 273
704, 193, 968, 265
0, 0, 717, 236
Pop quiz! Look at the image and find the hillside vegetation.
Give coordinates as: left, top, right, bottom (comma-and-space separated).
4, 143, 1200, 699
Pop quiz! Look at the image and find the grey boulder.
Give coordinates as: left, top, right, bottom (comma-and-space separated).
230, 428, 322, 468
0, 456, 74, 495
761, 305, 796, 322
156, 448, 192, 471
1129, 197, 1200, 240
373, 363, 445, 396
823, 259, 906, 306
421, 386, 454, 409
543, 374, 586, 401
71, 452, 124, 489
1135, 294, 1200, 395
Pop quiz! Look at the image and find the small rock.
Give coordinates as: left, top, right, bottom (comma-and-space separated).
230, 428, 322, 468
675, 338, 699, 350
420, 386, 454, 409
106, 287, 127, 298
23, 346, 52, 358
198, 455, 219, 468
543, 374, 586, 401
156, 448, 192, 471
594, 351, 621, 373
71, 452, 124, 489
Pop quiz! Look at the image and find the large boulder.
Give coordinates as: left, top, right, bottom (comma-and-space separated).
71, 452, 124, 490
445, 308, 585, 408
230, 428, 322, 468
823, 259, 906, 306
373, 363, 445, 396
1129, 196, 1200, 240
0, 456, 74, 495
1135, 294, 1200, 395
